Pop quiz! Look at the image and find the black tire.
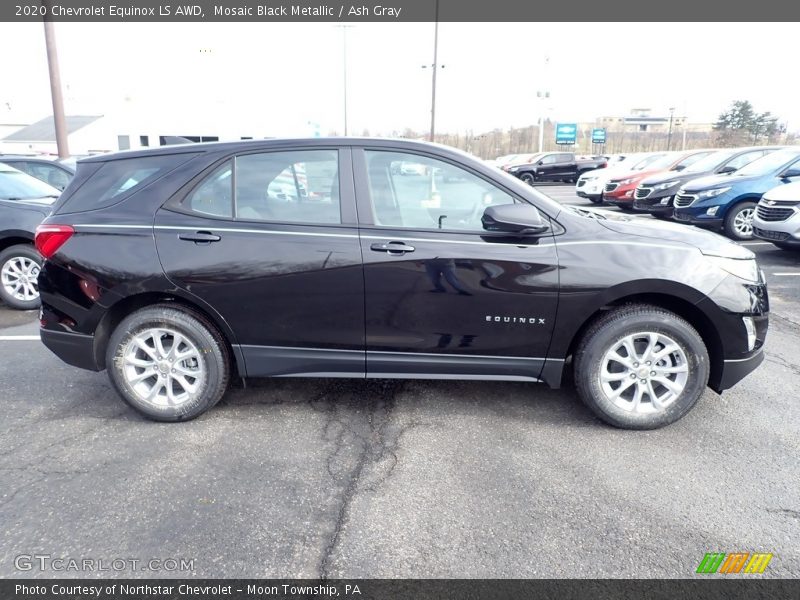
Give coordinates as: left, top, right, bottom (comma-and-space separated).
573, 304, 709, 430
0, 244, 42, 310
723, 201, 756, 240
519, 172, 536, 185
106, 304, 231, 422
588, 196, 603, 204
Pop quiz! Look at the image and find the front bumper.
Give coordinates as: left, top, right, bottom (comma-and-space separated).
752, 211, 800, 245
633, 193, 676, 215
716, 350, 765, 391
672, 208, 723, 227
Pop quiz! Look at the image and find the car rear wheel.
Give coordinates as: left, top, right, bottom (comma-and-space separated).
519, 173, 536, 185
723, 201, 756, 240
106, 305, 230, 422
574, 305, 709, 429
0, 244, 42, 310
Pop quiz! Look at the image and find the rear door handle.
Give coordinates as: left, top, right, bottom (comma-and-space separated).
370, 241, 415, 255
178, 231, 221, 244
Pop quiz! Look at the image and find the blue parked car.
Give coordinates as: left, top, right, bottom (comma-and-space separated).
672, 147, 800, 240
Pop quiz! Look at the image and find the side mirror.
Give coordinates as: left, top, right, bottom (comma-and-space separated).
673, 164, 686, 171
537, 160, 544, 165
718, 165, 736, 174
779, 168, 800, 179
482, 203, 550, 236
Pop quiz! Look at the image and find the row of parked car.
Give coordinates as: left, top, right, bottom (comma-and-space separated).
498, 147, 800, 247
584, 146, 800, 245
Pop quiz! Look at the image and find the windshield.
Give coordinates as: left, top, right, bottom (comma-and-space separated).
631, 153, 667, 170
644, 153, 682, 171
0, 167, 61, 200
683, 149, 737, 173
734, 150, 800, 177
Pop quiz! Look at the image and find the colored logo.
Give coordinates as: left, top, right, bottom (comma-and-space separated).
696, 552, 773, 574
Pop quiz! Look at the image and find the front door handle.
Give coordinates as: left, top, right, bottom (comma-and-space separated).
178, 231, 221, 244
370, 241, 415, 255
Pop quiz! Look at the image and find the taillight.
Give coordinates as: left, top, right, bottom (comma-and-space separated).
35, 225, 75, 259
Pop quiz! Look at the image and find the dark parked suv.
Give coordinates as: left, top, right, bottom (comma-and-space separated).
37, 139, 768, 429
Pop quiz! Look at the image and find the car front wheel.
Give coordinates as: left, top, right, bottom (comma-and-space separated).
106, 305, 231, 422
0, 244, 42, 310
574, 305, 709, 429
724, 201, 756, 240
519, 173, 536, 185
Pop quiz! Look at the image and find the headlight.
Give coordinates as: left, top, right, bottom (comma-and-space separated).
706, 256, 760, 282
509, 166, 520, 172
581, 175, 596, 182
697, 186, 731, 200
655, 180, 679, 191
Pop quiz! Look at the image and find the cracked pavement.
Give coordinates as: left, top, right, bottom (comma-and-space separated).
0, 225, 798, 578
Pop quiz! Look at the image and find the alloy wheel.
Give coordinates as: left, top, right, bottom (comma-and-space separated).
122, 328, 205, 406
1, 256, 40, 302
598, 331, 689, 414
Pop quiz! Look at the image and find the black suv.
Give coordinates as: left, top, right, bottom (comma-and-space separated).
37, 139, 768, 429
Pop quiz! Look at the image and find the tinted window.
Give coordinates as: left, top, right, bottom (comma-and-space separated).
20, 162, 72, 190
674, 152, 712, 170
540, 154, 558, 165
62, 153, 195, 212
234, 150, 340, 224
558, 153, 573, 162
364, 150, 516, 231
725, 150, 766, 171
186, 161, 233, 218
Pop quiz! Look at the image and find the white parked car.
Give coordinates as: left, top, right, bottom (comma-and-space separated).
576, 152, 666, 204
752, 181, 800, 251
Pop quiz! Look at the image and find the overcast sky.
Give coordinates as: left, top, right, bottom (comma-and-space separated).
1, 21, 797, 135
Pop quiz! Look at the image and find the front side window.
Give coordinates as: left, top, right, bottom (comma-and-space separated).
364, 150, 516, 231
725, 150, 766, 171
674, 152, 712, 170
540, 154, 558, 165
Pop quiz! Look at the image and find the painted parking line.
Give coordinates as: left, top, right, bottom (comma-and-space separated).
742, 242, 776, 246
772, 273, 800, 277
0, 335, 40, 341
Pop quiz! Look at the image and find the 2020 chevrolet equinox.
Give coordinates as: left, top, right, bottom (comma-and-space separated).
36, 139, 769, 429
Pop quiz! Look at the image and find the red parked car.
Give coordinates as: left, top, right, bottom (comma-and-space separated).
603, 150, 714, 210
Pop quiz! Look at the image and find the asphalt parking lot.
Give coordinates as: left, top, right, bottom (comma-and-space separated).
1, 184, 798, 579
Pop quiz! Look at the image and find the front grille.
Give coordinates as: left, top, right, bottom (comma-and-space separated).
674, 193, 696, 207
753, 226, 790, 241
634, 186, 652, 200
576, 179, 586, 188
756, 203, 795, 222
604, 182, 619, 193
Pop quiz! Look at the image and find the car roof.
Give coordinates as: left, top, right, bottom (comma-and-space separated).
78, 137, 478, 163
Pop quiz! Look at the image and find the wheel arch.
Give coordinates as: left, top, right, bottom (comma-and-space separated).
556, 291, 724, 391
93, 290, 245, 377
0, 232, 35, 253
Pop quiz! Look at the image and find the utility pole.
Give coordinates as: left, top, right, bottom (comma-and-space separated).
335, 25, 354, 136
537, 56, 550, 153
43, 14, 69, 158
666, 106, 675, 151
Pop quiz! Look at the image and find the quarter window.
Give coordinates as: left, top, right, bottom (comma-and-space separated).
364, 150, 516, 231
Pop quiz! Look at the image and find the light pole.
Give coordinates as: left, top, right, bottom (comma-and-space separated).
422, 0, 442, 142
536, 56, 550, 153
335, 25, 354, 136
666, 106, 675, 151
42, 12, 69, 158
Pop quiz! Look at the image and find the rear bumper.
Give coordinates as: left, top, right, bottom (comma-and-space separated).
40, 329, 101, 371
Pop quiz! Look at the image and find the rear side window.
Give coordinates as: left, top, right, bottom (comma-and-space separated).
60, 153, 196, 213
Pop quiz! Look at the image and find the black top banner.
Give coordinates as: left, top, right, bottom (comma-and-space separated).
3, 0, 799, 22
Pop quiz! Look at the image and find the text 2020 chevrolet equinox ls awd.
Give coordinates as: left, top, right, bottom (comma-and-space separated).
35, 139, 768, 429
